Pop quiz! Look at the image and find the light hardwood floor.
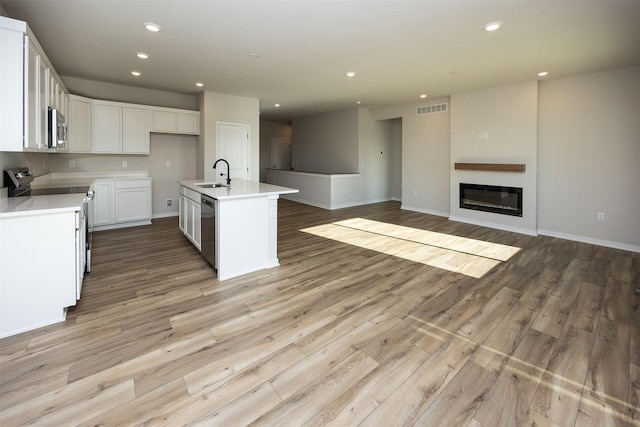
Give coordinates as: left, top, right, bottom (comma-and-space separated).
1, 200, 638, 426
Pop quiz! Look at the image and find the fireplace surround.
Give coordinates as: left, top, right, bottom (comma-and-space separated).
460, 183, 523, 217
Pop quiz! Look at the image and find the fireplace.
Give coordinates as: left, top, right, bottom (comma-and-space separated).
460, 183, 523, 217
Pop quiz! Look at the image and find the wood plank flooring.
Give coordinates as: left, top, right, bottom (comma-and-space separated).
1, 199, 638, 426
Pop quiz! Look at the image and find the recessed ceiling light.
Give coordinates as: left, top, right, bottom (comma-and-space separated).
274, 103, 280, 107
248, 53, 260, 59
195, 82, 204, 87
356, 100, 362, 105
136, 52, 149, 59
484, 21, 502, 32
144, 22, 161, 32
420, 94, 427, 99
222, 70, 232, 75
346, 71, 356, 77
131, 71, 141, 76
537, 71, 549, 77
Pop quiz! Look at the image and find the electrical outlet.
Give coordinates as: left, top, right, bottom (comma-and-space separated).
597, 212, 605, 221
165, 160, 171, 167
166, 199, 173, 207
69, 160, 75, 168
122, 160, 128, 168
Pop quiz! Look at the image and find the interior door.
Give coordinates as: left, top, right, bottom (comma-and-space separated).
217, 123, 249, 181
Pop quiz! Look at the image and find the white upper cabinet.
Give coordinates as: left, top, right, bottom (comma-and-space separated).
68, 95, 93, 153
0, 17, 67, 152
152, 108, 200, 135
94, 103, 123, 153
93, 101, 150, 154
123, 107, 150, 154
177, 112, 199, 134
0, 19, 26, 151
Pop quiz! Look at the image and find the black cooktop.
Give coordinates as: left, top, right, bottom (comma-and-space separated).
26, 186, 91, 196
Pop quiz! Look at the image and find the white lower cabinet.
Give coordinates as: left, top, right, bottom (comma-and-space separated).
115, 179, 152, 223
92, 178, 152, 230
0, 210, 78, 338
179, 185, 201, 250
92, 180, 114, 226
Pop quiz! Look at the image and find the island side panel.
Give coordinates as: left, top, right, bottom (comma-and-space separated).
266, 195, 280, 268
216, 196, 269, 281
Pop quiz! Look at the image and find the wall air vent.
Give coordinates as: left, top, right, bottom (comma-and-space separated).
417, 103, 448, 115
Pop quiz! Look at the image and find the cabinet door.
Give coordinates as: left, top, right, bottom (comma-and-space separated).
192, 201, 201, 250
185, 199, 195, 242
94, 104, 122, 153
152, 110, 176, 133
38, 57, 49, 149
178, 195, 186, 232
176, 112, 199, 135
123, 107, 149, 154
0, 27, 24, 151
92, 181, 114, 226
115, 186, 151, 222
25, 38, 39, 149
68, 96, 93, 153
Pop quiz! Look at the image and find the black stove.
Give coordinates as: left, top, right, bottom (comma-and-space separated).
3, 167, 89, 197
28, 186, 91, 196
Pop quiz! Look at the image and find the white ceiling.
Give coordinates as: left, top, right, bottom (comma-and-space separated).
2, 0, 640, 122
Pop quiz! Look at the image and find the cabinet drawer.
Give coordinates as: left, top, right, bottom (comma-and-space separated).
185, 188, 200, 203
115, 179, 151, 189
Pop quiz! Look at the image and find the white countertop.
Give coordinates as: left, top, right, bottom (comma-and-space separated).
179, 179, 298, 200
0, 193, 85, 218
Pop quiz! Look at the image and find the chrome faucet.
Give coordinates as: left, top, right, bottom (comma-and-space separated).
213, 158, 231, 185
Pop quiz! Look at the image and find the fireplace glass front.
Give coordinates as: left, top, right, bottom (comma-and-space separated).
460, 183, 523, 217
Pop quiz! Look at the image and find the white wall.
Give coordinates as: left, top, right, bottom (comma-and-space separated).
292, 108, 359, 173
199, 91, 260, 182
450, 81, 539, 235
372, 97, 451, 217
538, 66, 640, 250
372, 68, 639, 251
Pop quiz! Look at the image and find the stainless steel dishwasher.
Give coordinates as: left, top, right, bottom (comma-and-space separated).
200, 194, 216, 269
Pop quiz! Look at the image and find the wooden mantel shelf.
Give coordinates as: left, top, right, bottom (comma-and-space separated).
454, 163, 526, 172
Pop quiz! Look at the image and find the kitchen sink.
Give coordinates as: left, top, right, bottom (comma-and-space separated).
195, 182, 229, 189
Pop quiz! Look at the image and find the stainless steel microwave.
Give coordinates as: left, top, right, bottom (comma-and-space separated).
48, 107, 67, 149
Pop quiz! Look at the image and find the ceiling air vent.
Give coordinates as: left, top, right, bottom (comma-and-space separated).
417, 103, 448, 115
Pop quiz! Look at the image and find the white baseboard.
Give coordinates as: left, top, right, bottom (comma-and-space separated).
153, 212, 179, 219
538, 229, 640, 253
401, 204, 449, 218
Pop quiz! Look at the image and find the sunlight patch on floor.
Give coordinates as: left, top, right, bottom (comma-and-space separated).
300, 218, 521, 278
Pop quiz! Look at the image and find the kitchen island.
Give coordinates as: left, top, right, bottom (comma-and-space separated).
178, 179, 298, 280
